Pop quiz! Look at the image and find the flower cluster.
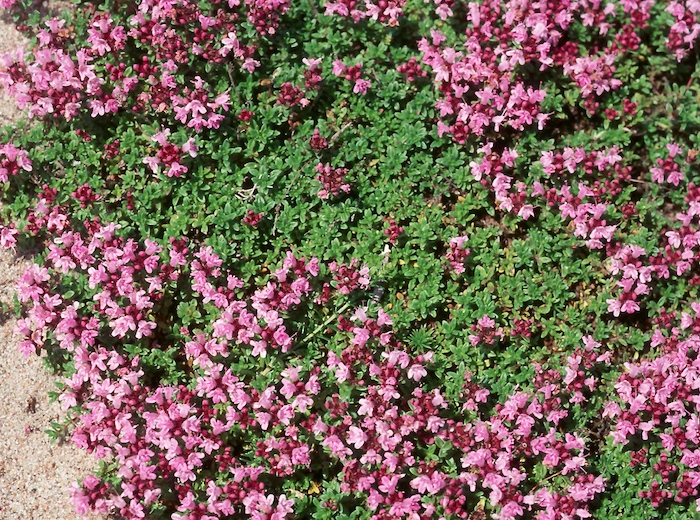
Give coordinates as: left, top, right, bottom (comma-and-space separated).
0, 0, 277, 134
561, 335, 612, 405
418, 0, 561, 142
245, 0, 291, 35
415, 0, 679, 142
651, 142, 686, 186
607, 316, 700, 511
328, 259, 370, 295
242, 210, 263, 226
562, 54, 622, 114
468, 315, 504, 347
332, 60, 371, 95
396, 57, 426, 83
15, 220, 177, 357
142, 128, 198, 178
171, 78, 231, 131
314, 162, 351, 199
309, 128, 328, 151
383, 218, 403, 244
0, 142, 32, 183
533, 145, 629, 249
445, 235, 470, 274
649, 182, 700, 281
605, 178, 700, 318
324, 0, 406, 26
276, 82, 308, 108
469, 142, 534, 219
605, 245, 652, 317
665, 0, 700, 60
303, 57, 324, 91
9, 202, 611, 519
71, 184, 101, 209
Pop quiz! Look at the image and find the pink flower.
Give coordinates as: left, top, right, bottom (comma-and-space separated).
242, 58, 261, 73
606, 298, 621, 317
0, 225, 18, 249
332, 60, 346, 76
378, 473, 402, 494
334, 362, 350, 383
322, 434, 352, 459
367, 489, 383, 510
681, 448, 700, 468
353, 78, 371, 94
347, 426, 368, 448
562, 456, 586, 474
407, 363, 427, 381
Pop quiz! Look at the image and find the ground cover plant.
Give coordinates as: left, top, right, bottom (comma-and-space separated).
2, 0, 700, 518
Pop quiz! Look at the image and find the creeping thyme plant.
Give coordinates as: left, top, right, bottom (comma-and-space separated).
2, 0, 700, 518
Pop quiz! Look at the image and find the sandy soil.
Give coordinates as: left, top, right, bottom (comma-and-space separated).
0, 15, 107, 520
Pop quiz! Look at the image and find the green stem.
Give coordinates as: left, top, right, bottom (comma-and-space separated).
296, 300, 352, 348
